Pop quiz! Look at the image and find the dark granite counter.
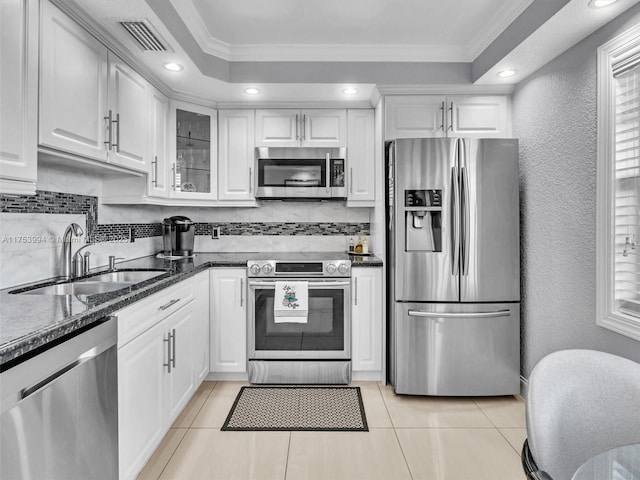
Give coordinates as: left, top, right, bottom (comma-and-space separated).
0, 252, 382, 368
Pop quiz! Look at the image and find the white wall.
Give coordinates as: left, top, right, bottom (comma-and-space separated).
512, 4, 640, 378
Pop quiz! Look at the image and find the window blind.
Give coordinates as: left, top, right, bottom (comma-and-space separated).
614, 60, 640, 317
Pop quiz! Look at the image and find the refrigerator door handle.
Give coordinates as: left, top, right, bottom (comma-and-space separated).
408, 309, 511, 319
460, 139, 470, 276
450, 165, 460, 276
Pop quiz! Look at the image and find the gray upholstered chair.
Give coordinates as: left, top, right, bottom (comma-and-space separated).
521, 349, 640, 480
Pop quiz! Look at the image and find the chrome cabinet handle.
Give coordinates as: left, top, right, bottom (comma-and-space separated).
440, 101, 445, 132
152, 156, 158, 186
240, 278, 244, 307
164, 333, 172, 373
448, 102, 454, 131
302, 114, 306, 140
104, 110, 113, 150
171, 164, 176, 191
159, 298, 180, 311
112, 113, 120, 151
408, 310, 510, 319
354, 277, 358, 306
171, 328, 176, 368
295, 114, 299, 140
249, 167, 253, 194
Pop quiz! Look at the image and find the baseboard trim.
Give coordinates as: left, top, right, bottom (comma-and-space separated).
206, 372, 249, 382
352, 371, 383, 382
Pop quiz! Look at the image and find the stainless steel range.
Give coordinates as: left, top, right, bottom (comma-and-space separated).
247, 258, 351, 384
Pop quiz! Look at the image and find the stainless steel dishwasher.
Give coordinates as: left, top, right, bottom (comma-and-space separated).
0, 317, 118, 480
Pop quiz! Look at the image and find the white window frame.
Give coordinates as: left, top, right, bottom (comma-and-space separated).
596, 23, 640, 342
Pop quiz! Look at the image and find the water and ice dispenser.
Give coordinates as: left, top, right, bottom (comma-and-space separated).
404, 189, 442, 252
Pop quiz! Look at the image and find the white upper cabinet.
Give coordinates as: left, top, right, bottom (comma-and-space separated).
385, 95, 511, 140
218, 109, 256, 203
39, 0, 150, 173
256, 109, 347, 147
40, 0, 109, 162
168, 100, 218, 200
106, 56, 150, 171
347, 109, 375, 206
446, 95, 510, 138
148, 87, 169, 198
385, 96, 446, 140
302, 109, 347, 147
0, 0, 38, 195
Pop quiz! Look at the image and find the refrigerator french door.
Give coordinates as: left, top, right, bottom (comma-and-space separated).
388, 137, 520, 396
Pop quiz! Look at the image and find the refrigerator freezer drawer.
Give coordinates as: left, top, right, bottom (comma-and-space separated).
394, 302, 520, 396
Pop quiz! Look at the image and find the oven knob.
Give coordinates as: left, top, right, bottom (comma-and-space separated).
338, 263, 349, 274
249, 264, 261, 275
262, 263, 273, 274
326, 263, 337, 274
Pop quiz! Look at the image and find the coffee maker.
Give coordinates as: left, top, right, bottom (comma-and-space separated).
162, 216, 195, 257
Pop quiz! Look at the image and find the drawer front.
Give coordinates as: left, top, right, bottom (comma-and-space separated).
117, 278, 195, 348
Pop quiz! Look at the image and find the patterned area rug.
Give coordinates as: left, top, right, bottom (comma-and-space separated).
221, 386, 368, 431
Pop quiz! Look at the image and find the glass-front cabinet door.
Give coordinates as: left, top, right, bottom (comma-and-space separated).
168, 100, 217, 200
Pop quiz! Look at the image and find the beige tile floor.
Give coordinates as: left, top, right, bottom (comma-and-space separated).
138, 381, 527, 480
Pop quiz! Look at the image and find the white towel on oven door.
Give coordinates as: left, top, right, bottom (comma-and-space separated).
274, 281, 308, 323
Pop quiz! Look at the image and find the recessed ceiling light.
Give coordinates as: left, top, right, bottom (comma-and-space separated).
589, 0, 617, 7
497, 69, 516, 78
342, 88, 358, 96
163, 62, 183, 72
244, 87, 260, 95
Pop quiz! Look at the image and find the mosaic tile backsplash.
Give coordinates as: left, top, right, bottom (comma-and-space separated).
1, 191, 370, 241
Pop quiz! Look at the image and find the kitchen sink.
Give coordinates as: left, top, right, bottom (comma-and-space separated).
14, 269, 169, 296
81, 270, 167, 284
20, 281, 133, 296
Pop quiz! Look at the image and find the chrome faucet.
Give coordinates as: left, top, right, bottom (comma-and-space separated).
61, 223, 83, 279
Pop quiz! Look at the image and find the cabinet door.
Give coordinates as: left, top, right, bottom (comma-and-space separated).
148, 87, 169, 197
447, 95, 510, 138
0, 0, 37, 194
166, 303, 195, 424
118, 320, 166, 480
302, 109, 347, 147
218, 110, 255, 202
193, 271, 210, 383
384, 96, 446, 140
210, 268, 247, 373
351, 268, 382, 373
255, 110, 299, 147
169, 100, 218, 200
39, 0, 109, 162
347, 110, 375, 205
107, 55, 150, 172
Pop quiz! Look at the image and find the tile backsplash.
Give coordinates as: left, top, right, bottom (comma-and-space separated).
0, 189, 370, 288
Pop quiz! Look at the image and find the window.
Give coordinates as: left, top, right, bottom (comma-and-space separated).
597, 24, 640, 341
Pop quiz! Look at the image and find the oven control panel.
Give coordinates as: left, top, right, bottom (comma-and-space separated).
247, 260, 351, 278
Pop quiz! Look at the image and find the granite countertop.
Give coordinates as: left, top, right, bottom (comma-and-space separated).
0, 251, 382, 368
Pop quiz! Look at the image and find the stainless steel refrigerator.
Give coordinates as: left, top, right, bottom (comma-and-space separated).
387, 138, 520, 396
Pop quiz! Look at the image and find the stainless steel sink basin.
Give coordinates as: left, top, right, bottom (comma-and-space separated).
20, 281, 133, 296
82, 270, 167, 284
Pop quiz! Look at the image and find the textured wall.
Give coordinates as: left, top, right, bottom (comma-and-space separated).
513, 5, 640, 378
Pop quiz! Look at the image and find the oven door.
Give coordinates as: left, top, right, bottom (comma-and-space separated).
248, 278, 351, 359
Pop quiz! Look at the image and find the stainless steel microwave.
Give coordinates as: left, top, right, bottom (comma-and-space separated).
255, 147, 347, 200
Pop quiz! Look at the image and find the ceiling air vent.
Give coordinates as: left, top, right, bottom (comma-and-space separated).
118, 21, 167, 52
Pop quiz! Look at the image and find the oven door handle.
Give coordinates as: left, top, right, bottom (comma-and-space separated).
248, 280, 350, 288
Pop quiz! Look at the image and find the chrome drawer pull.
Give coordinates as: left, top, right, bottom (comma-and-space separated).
159, 298, 180, 311
408, 310, 510, 319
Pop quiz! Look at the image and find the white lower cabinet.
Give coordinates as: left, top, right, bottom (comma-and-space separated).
116, 275, 207, 480
193, 271, 210, 383
351, 267, 383, 379
210, 268, 247, 376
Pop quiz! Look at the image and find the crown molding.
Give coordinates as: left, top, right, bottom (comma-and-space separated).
466, 0, 534, 60
216, 100, 376, 109
376, 84, 515, 95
